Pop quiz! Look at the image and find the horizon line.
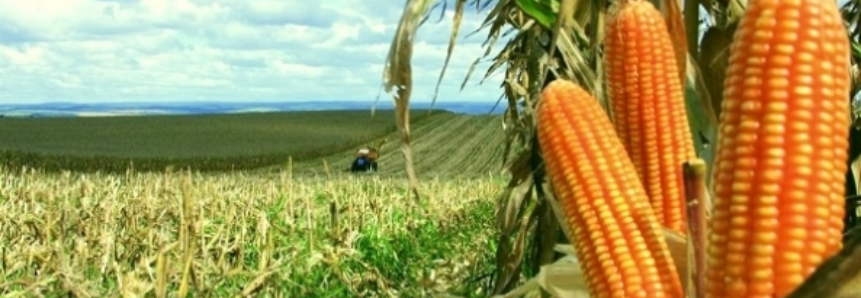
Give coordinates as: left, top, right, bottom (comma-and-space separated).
0, 99, 503, 106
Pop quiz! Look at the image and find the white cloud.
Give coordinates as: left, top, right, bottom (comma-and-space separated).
0, 0, 506, 104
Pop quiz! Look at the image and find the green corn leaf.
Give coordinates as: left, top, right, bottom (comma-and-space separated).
513, 0, 560, 29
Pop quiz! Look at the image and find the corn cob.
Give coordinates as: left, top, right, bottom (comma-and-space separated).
537, 79, 683, 298
604, 0, 696, 235
705, 0, 851, 297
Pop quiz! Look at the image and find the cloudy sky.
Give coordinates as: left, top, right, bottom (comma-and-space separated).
1, 0, 853, 104
0, 0, 505, 104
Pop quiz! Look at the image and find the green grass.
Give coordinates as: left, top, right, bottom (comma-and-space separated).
0, 109, 449, 172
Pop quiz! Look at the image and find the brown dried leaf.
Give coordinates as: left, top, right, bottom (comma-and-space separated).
429, 0, 468, 112
492, 229, 689, 298
492, 204, 538, 295
543, 183, 573, 242
461, 0, 517, 92
684, 56, 719, 177
544, 0, 576, 64
851, 65, 861, 117
787, 230, 861, 298
696, 23, 736, 118
853, 154, 861, 197
381, 0, 437, 200
240, 270, 275, 297
496, 154, 534, 235
663, 228, 688, 287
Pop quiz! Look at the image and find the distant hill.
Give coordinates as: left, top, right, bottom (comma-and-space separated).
0, 109, 510, 177
0, 101, 505, 118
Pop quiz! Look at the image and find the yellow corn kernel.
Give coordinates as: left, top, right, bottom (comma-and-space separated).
605, 0, 696, 235
537, 79, 684, 298
705, 0, 850, 297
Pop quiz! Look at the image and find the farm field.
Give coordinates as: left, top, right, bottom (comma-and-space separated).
290, 113, 509, 178
0, 110, 513, 297
0, 109, 448, 173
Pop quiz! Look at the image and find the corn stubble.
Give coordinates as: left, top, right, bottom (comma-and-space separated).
0, 168, 499, 296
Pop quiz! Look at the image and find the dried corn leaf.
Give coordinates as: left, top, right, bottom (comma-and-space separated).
493, 229, 688, 298
429, 0, 468, 113
696, 23, 735, 118
683, 57, 718, 180
853, 154, 861, 197
663, 228, 688, 285
787, 230, 861, 298
381, 0, 437, 200
490, 254, 588, 298
496, 152, 534, 235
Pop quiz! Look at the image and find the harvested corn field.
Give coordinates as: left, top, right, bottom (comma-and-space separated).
0, 167, 504, 297
0, 105, 510, 297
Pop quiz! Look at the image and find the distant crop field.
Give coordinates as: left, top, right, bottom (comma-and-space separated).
293, 114, 509, 178
0, 109, 450, 172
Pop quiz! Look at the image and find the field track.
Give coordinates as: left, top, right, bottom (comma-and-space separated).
289, 112, 509, 178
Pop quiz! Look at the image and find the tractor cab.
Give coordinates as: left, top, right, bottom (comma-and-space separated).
350, 147, 379, 172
